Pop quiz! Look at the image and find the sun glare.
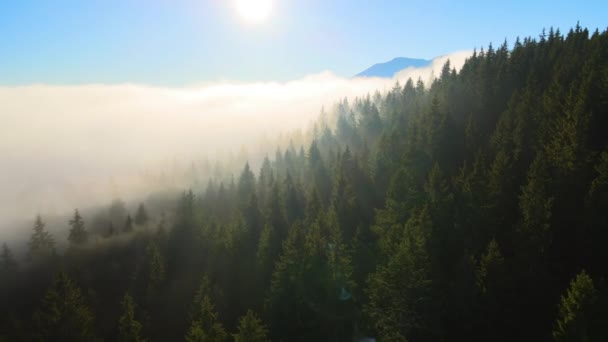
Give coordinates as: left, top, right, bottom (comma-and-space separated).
234, 0, 274, 24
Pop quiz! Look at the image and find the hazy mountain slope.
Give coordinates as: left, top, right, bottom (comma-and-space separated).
356, 57, 431, 77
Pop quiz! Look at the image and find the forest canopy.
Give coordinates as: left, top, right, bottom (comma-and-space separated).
2, 25, 608, 341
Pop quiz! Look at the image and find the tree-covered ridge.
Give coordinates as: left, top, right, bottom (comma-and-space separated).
2, 25, 608, 341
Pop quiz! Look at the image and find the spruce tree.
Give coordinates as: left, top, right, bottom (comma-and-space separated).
106, 222, 115, 238
365, 208, 436, 341
0, 243, 18, 276
28, 215, 55, 261
238, 162, 256, 210
117, 293, 145, 342
139, 241, 165, 300
123, 214, 134, 233
109, 198, 128, 226
553, 270, 601, 342
68, 209, 88, 245
134, 204, 149, 226
186, 276, 227, 342
34, 272, 96, 341
233, 310, 269, 342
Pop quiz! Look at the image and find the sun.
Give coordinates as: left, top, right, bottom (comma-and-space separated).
234, 0, 274, 24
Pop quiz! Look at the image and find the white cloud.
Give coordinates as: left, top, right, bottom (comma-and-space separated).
394, 50, 474, 84
0, 51, 471, 241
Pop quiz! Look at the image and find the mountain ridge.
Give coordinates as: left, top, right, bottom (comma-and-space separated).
356, 57, 432, 78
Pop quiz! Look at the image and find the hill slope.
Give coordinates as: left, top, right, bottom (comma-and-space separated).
356, 57, 431, 77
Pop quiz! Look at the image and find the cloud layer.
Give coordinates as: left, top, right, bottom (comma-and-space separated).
0, 51, 471, 241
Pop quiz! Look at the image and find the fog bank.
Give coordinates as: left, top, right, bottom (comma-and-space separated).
0, 51, 471, 242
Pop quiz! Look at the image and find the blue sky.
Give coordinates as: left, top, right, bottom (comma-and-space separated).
0, 0, 606, 85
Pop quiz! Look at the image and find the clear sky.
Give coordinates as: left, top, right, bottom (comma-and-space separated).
0, 0, 606, 85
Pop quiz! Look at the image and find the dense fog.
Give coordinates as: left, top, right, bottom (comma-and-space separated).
0, 51, 470, 244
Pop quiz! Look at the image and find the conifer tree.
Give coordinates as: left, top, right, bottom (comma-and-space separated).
28, 215, 55, 261
68, 209, 88, 245
553, 270, 600, 341
123, 214, 134, 233
146, 242, 165, 294
475, 239, 504, 295
1, 23, 608, 342
34, 272, 96, 341
106, 222, 115, 237
586, 151, 608, 271
186, 276, 227, 342
257, 184, 288, 291
308, 141, 331, 206
266, 221, 305, 339
257, 157, 274, 207
109, 198, 128, 226
518, 152, 554, 257
0, 243, 18, 276
283, 172, 303, 225
365, 208, 436, 341
238, 162, 256, 210
233, 310, 269, 342
135, 204, 149, 226
118, 293, 145, 342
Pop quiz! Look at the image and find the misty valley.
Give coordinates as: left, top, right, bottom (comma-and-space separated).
1, 18, 608, 342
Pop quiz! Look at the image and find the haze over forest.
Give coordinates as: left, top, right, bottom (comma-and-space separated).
0, 52, 470, 245
1, 1, 608, 342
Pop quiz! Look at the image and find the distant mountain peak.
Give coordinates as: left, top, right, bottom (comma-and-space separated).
356, 57, 432, 78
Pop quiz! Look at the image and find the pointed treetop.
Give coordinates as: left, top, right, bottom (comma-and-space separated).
68, 209, 88, 245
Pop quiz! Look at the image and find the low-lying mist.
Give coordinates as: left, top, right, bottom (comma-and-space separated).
0, 51, 471, 245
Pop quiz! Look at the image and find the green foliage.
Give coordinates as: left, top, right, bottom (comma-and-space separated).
308, 141, 332, 206
588, 151, 608, 200
184, 323, 208, 342
187, 276, 227, 342
233, 310, 269, 342
137, 241, 166, 301
68, 209, 89, 245
0, 243, 18, 276
238, 162, 256, 210
28, 215, 55, 262
283, 172, 304, 225
518, 153, 554, 256
109, 199, 128, 227
135, 204, 149, 226
365, 208, 435, 341
475, 239, 504, 295
553, 270, 599, 342
266, 214, 355, 341
118, 293, 145, 342
34, 272, 96, 341
3, 24, 608, 342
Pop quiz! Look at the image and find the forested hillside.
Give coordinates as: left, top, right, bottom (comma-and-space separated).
2, 25, 608, 341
